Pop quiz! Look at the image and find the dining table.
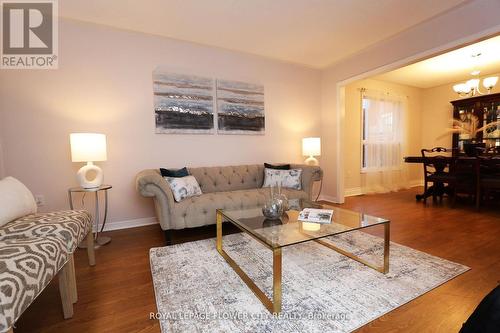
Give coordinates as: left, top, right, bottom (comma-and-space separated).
403, 155, 478, 201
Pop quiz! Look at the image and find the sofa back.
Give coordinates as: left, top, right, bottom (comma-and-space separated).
188, 164, 264, 193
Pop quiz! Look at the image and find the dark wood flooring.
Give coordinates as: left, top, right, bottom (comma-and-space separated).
13, 187, 500, 332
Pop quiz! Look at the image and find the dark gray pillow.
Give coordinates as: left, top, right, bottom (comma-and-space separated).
160, 167, 189, 178
264, 163, 291, 170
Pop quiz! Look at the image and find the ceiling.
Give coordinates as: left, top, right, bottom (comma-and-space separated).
60, 0, 467, 68
375, 35, 500, 88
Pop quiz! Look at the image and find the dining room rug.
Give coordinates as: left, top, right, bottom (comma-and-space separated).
149, 231, 469, 333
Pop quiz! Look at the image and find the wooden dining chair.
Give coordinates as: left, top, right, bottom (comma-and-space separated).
421, 147, 457, 205
475, 155, 500, 209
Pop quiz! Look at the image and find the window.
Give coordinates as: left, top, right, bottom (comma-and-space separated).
361, 92, 404, 172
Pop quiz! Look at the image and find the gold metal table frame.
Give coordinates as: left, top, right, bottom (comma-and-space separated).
216, 209, 390, 314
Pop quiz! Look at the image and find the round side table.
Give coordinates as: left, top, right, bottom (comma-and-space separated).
68, 185, 112, 248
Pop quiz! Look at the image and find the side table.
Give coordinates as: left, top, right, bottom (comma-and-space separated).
68, 185, 112, 248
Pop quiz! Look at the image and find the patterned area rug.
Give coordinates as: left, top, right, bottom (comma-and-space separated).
150, 231, 469, 333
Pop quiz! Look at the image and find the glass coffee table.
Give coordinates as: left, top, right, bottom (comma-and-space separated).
216, 200, 390, 314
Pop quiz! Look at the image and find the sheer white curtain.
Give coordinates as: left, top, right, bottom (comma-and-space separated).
361, 89, 410, 193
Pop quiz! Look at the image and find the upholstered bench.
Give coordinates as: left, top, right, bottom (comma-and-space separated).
0, 210, 95, 333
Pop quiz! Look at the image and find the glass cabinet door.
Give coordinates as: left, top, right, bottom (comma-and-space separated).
482, 102, 500, 149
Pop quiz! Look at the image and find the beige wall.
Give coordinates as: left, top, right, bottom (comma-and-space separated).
0, 138, 4, 179
321, 0, 500, 202
344, 79, 422, 192
0, 19, 321, 225
421, 72, 500, 150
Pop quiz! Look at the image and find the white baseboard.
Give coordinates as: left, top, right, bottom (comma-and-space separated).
409, 180, 424, 187
344, 180, 423, 198
344, 187, 363, 197
93, 216, 158, 232
317, 194, 339, 203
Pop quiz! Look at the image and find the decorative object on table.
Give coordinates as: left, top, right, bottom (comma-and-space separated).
163, 175, 202, 202
262, 184, 288, 220
153, 71, 215, 134
302, 137, 321, 165
262, 168, 302, 190
70, 133, 107, 189
150, 231, 469, 333
68, 184, 112, 248
274, 182, 289, 211
298, 208, 333, 224
216, 79, 265, 134
160, 167, 189, 178
262, 187, 284, 220
437, 114, 500, 156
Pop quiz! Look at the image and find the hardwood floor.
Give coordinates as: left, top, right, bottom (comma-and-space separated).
13, 187, 500, 333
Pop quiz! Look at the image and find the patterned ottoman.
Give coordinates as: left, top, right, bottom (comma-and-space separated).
0, 210, 95, 333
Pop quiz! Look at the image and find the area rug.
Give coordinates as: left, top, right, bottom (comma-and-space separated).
149, 231, 469, 333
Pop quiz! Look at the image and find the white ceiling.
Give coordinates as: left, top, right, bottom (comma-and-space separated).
60, 0, 467, 68
375, 35, 500, 88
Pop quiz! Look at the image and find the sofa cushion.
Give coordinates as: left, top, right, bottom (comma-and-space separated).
0, 236, 69, 332
0, 177, 37, 227
264, 163, 291, 170
0, 210, 92, 253
164, 176, 202, 202
160, 167, 189, 178
170, 188, 308, 229
263, 168, 302, 190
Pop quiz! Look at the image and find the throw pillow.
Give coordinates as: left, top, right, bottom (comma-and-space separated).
164, 175, 202, 202
0, 176, 37, 227
262, 168, 302, 190
160, 167, 189, 178
264, 163, 291, 170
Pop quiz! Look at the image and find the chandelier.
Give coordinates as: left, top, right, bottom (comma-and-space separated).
453, 53, 498, 97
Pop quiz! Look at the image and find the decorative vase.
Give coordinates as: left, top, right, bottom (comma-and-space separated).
262, 184, 287, 220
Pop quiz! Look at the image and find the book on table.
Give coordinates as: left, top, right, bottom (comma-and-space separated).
298, 208, 333, 224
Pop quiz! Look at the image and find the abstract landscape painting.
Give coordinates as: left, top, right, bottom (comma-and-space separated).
216, 79, 265, 134
153, 71, 214, 134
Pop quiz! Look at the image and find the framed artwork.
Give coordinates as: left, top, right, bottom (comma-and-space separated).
153, 71, 214, 134
216, 79, 265, 135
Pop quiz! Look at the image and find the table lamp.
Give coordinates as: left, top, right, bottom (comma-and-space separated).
70, 133, 107, 188
302, 137, 321, 166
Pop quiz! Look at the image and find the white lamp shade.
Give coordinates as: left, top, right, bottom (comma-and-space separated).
483, 76, 498, 89
70, 133, 107, 162
466, 79, 480, 91
453, 83, 468, 94
302, 137, 321, 157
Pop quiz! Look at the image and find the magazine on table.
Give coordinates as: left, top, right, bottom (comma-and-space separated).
298, 208, 333, 224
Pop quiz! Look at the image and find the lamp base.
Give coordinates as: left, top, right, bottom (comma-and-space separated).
77, 162, 103, 189
304, 156, 319, 166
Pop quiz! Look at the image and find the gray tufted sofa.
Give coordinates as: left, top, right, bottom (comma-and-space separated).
136, 164, 322, 243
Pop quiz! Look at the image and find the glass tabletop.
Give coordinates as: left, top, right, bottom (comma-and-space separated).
218, 199, 389, 249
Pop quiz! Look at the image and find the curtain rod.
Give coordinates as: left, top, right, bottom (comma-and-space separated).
358, 87, 409, 99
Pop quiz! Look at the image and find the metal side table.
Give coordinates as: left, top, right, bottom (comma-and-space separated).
68, 185, 112, 248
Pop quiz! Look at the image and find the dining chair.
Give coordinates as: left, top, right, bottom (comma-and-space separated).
475, 155, 500, 209
421, 147, 457, 205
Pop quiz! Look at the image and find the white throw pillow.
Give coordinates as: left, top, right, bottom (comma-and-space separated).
262, 168, 302, 190
164, 175, 202, 202
0, 176, 37, 227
